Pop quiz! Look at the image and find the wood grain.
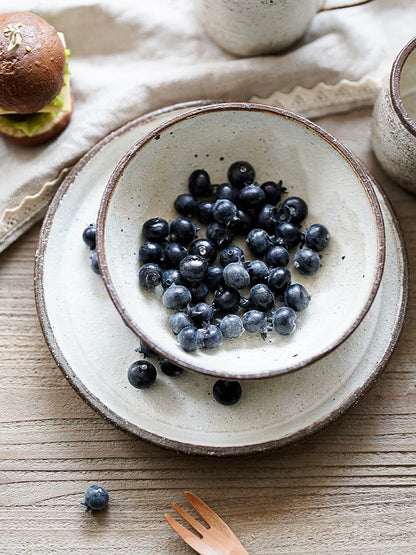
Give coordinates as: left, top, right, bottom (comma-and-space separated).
1, 115, 416, 554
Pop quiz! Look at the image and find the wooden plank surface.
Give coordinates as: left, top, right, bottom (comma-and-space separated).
1, 112, 416, 554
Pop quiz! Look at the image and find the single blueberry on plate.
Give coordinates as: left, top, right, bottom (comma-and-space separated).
162, 269, 183, 290
189, 238, 217, 265
214, 182, 238, 203
212, 199, 238, 225
188, 169, 212, 197
304, 223, 330, 251
169, 311, 193, 334
205, 264, 224, 290
267, 267, 291, 295
246, 228, 274, 257
159, 358, 184, 377
164, 242, 187, 269
272, 306, 297, 335
170, 217, 199, 245
237, 183, 266, 209
142, 217, 170, 242
220, 245, 245, 266
212, 287, 241, 313
227, 161, 255, 189
266, 245, 290, 268
206, 222, 234, 249
138, 263, 162, 289
219, 314, 244, 339
177, 325, 200, 352
243, 309, 267, 336
81, 485, 109, 512
260, 180, 285, 205
232, 208, 253, 235
256, 204, 280, 234
281, 196, 308, 224
82, 223, 96, 250
197, 200, 215, 224
89, 252, 100, 275
293, 248, 321, 276
249, 283, 275, 312
223, 262, 251, 290
284, 283, 311, 311
245, 259, 269, 284
139, 241, 164, 265
179, 254, 209, 283
188, 302, 215, 327
174, 193, 198, 218
213, 380, 242, 405
188, 282, 209, 303
127, 360, 157, 389
162, 284, 192, 310
198, 323, 223, 349
274, 221, 302, 250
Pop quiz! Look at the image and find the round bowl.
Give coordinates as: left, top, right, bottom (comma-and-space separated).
97, 102, 385, 380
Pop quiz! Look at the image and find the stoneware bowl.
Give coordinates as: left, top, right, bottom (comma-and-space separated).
372, 36, 416, 193
97, 102, 385, 381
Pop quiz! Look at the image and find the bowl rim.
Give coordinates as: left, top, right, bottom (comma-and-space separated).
390, 35, 416, 138
96, 101, 386, 380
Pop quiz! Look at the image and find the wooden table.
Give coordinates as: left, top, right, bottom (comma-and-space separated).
1, 110, 416, 554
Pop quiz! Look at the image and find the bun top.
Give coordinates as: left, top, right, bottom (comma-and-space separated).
0, 11, 66, 113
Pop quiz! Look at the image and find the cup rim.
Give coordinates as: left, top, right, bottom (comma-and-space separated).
390, 35, 416, 138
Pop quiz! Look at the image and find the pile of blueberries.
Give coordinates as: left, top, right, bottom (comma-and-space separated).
138, 161, 330, 355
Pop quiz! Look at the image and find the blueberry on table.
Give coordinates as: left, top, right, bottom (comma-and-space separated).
214, 182, 238, 203
142, 217, 170, 242
174, 194, 198, 218
189, 238, 217, 265
274, 222, 302, 250
227, 161, 255, 189
188, 169, 212, 197
249, 283, 275, 312
212, 199, 238, 225
219, 314, 244, 339
197, 200, 215, 224
220, 245, 245, 266
206, 222, 234, 249
139, 241, 164, 265
304, 223, 330, 251
281, 196, 308, 224
246, 228, 274, 257
284, 283, 311, 312
179, 254, 209, 283
89, 252, 100, 275
237, 183, 266, 209
266, 245, 290, 268
245, 259, 269, 284
212, 287, 241, 313
128, 360, 157, 389
170, 217, 199, 245
81, 485, 109, 512
164, 242, 188, 269
159, 358, 184, 377
188, 302, 215, 327
162, 269, 183, 290
267, 267, 292, 295
243, 309, 267, 335
169, 311, 193, 334
82, 223, 96, 250
177, 325, 200, 352
223, 262, 251, 290
162, 284, 192, 310
136, 338, 156, 358
293, 248, 321, 276
260, 180, 285, 205
138, 263, 162, 289
213, 380, 242, 406
272, 306, 297, 335
256, 204, 280, 234
198, 323, 223, 349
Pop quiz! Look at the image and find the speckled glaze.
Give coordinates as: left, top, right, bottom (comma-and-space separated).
372, 36, 416, 193
196, 0, 371, 57
97, 102, 385, 381
33, 102, 407, 455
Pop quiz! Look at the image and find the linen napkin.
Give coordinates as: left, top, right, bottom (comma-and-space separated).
0, 0, 415, 252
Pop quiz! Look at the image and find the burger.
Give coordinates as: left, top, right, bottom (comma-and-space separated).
0, 11, 72, 146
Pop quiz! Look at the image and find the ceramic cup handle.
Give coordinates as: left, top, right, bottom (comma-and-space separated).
320, 0, 373, 11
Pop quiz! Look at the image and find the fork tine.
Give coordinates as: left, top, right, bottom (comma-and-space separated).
165, 513, 220, 555
185, 491, 236, 537
172, 502, 208, 536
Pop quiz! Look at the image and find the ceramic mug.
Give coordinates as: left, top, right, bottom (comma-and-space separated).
197, 0, 372, 57
372, 36, 416, 194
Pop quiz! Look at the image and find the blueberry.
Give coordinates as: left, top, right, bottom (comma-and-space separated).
188, 169, 212, 197
250, 283, 275, 312
198, 323, 223, 349
179, 254, 209, 283
246, 228, 274, 257
174, 194, 198, 218
212, 287, 241, 313
227, 161, 255, 189
169, 311, 193, 334
267, 267, 291, 295
274, 222, 302, 250
206, 222, 234, 248
135, 338, 156, 358
189, 238, 217, 265
213, 380, 242, 405
89, 252, 100, 275
197, 200, 214, 224
188, 302, 215, 327
142, 217, 170, 242
266, 245, 290, 268
284, 283, 311, 311
293, 248, 321, 276
82, 223, 96, 250
260, 180, 285, 205
128, 360, 157, 389
220, 245, 245, 266
237, 183, 266, 209
162, 269, 183, 289
305, 224, 330, 251
170, 217, 199, 245
219, 314, 244, 339
164, 242, 187, 269
256, 204, 280, 234
205, 264, 225, 290
223, 262, 251, 290
162, 284, 192, 310
281, 196, 308, 224
177, 325, 200, 352
245, 260, 269, 284
272, 306, 297, 335
138, 263, 162, 289
159, 358, 184, 376
233, 208, 253, 235
139, 241, 164, 265
188, 282, 209, 303
212, 199, 238, 225
81, 485, 109, 512
214, 182, 238, 203
243, 309, 267, 335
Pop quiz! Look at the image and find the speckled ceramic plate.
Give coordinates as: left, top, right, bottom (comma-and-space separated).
34, 101, 408, 456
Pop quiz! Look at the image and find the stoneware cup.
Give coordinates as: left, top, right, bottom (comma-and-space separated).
372, 36, 416, 194
196, 0, 372, 57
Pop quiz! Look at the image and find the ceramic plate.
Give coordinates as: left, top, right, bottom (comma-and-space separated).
35, 102, 408, 456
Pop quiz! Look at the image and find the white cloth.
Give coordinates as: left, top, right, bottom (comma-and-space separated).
0, 0, 415, 251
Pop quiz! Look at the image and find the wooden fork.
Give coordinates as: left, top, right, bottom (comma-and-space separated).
165, 491, 249, 555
